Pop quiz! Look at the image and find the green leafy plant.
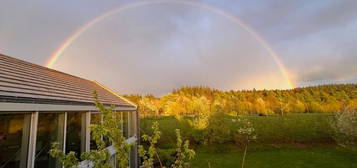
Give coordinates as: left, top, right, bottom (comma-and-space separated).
139, 122, 195, 168
49, 142, 79, 168
171, 129, 196, 168
49, 92, 132, 168
139, 121, 162, 168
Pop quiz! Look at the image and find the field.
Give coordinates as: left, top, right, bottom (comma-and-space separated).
191, 144, 357, 168
141, 113, 357, 168
141, 113, 335, 144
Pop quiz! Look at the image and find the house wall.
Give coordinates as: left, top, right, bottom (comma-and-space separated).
0, 109, 138, 168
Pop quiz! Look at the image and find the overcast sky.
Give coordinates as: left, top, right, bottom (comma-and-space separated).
1, 0, 356, 95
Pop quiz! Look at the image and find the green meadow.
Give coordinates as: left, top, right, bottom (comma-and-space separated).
141, 114, 357, 168
191, 144, 357, 168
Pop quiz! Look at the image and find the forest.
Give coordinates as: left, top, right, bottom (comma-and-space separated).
125, 84, 357, 117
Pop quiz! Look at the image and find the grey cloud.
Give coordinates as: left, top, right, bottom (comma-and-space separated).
0, 0, 356, 95
51, 3, 285, 95
278, 20, 357, 85
202, 0, 357, 42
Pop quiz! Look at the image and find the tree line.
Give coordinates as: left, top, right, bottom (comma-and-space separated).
125, 84, 357, 117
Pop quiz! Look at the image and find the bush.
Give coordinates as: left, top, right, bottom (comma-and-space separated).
204, 112, 231, 144
330, 107, 357, 146
157, 148, 176, 167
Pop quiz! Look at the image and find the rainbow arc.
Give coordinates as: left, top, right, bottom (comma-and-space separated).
46, 0, 295, 89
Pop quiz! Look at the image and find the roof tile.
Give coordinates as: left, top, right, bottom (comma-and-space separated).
0, 54, 135, 107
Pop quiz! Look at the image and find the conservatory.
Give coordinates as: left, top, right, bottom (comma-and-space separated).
0, 54, 138, 168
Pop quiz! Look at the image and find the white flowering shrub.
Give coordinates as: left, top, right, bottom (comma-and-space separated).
331, 107, 357, 146
233, 116, 257, 168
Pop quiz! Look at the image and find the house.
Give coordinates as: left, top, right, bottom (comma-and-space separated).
0, 54, 138, 168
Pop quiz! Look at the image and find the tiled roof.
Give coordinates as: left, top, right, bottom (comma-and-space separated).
0, 54, 135, 107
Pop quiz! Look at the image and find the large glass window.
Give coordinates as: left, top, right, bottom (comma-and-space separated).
128, 111, 136, 138
128, 111, 137, 168
90, 113, 101, 150
0, 113, 30, 168
35, 113, 65, 168
66, 112, 83, 158
122, 111, 128, 138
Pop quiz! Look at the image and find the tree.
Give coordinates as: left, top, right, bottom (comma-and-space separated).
187, 96, 211, 130
140, 97, 160, 117
253, 98, 272, 115
128, 84, 356, 117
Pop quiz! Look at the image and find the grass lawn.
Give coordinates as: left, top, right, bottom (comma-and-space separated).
142, 114, 356, 167
191, 144, 357, 168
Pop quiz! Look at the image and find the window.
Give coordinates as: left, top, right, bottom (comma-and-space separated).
35, 113, 65, 168
122, 111, 128, 138
128, 111, 136, 138
128, 111, 137, 168
90, 113, 101, 150
65, 112, 83, 157
0, 113, 30, 168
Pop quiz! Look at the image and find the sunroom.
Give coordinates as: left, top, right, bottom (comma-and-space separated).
0, 54, 138, 168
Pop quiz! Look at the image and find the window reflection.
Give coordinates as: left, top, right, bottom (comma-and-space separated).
128, 111, 136, 137
0, 114, 29, 168
66, 112, 82, 158
122, 111, 128, 138
0, 110, 137, 168
90, 113, 101, 150
128, 111, 137, 168
35, 113, 64, 168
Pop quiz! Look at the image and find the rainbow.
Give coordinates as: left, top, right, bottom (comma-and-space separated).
46, 0, 295, 88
